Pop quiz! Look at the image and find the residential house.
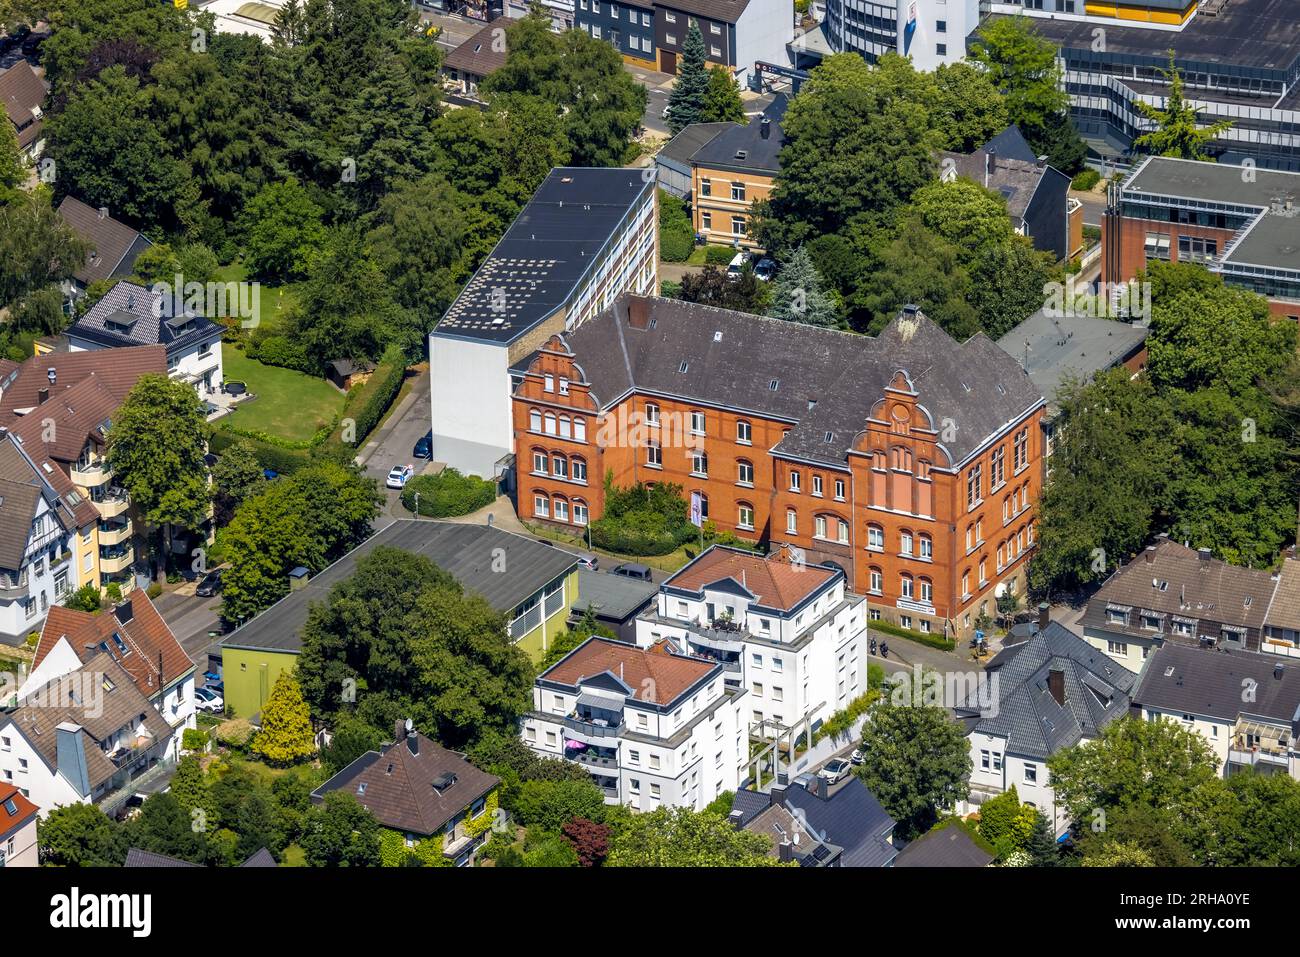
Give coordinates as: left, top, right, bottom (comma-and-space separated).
1102, 156, 1300, 319
124, 846, 277, 867
1262, 556, 1300, 659
963, 621, 1137, 834
634, 544, 868, 741
57, 198, 154, 299
513, 296, 1046, 638
894, 818, 994, 868
0, 783, 39, 866
939, 126, 1077, 262
0, 432, 97, 646
570, 567, 657, 643
0, 651, 175, 816
727, 786, 843, 865
523, 636, 748, 809
312, 720, 500, 866
1133, 643, 1300, 780
1, 345, 169, 596
429, 167, 656, 478
1079, 538, 1279, 671
64, 281, 225, 401
441, 18, 509, 98
0, 60, 46, 157
690, 95, 786, 249
730, 774, 898, 866
654, 121, 730, 201
20, 593, 197, 763
220, 519, 581, 717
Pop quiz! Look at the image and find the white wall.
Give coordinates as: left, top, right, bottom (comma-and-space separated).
735, 0, 796, 79
0, 721, 82, 815
428, 336, 512, 478
0, 497, 71, 641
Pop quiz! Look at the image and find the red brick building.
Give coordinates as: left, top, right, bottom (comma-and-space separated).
512, 296, 1046, 638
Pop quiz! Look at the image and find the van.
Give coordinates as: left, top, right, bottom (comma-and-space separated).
611, 562, 653, 582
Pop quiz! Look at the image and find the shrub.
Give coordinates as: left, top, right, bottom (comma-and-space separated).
658, 189, 695, 262
401, 468, 496, 517
105, 581, 123, 602
660, 279, 682, 299
213, 718, 256, 750
704, 244, 737, 266
331, 343, 405, 448
209, 428, 313, 474
146, 582, 163, 599
588, 476, 696, 556
182, 728, 209, 752
1071, 168, 1101, 191
247, 334, 314, 373
63, 583, 102, 613
870, 618, 956, 651
813, 689, 880, 743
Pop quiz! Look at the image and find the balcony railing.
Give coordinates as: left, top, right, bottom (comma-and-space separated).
71, 460, 112, 488
561, 714, 623, 739
0, 571, 28, 601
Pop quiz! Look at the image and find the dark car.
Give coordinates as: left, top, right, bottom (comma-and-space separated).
413, 429, 433, 459
611, 562, 653, 582
195, 568, 223, 597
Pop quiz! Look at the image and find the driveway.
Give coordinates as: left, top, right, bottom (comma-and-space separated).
357, 368, 432, 515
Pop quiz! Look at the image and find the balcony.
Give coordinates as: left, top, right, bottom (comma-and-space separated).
1229, 731, 1290, 769
687, 618, 749, 654
94, 487, 130, 518
561, 713, 624, 742
71, 460, 112, 488
99, 547, 133, 574
97, 518, 132, 546
0, 571, 28, 601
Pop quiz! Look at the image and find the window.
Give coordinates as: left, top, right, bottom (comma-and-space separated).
530, 408, 542, 432
937, 19, 946, 31
552, 454, 567, 478
967, 464, 983, 509
691, 450, 708, 477
815, 515, 827, 539
900, 575, 914, 599
789, 470, 801, 492
936, 42, 946, 55
572, 457, 587, 483
558, 377, 569, 396
990, 446, 1005, 489
711, 21, 721, 33
919, 534, 932, 560
574, 501, 589, 525
690, 410, 705, 434
544, 373, 554, 392
591, 24, 601, 38
738, 503, 754, 530
1145, 232, 1171, 261
1013, 428, 1029, 472
544, 412, 557, 435
553, 498, 569, 522
642, 11, 651, 25
532, 450, 547, 474
647, 442, 662, 467
666, 32, 677, 45
701, 210, 712, 230
731, 216, 746, 237
867, 525, 884, 551
919, 578, 933, 603
812, 475, 823, 496
730, 182, 745, 201
736, 420, 752, 444
837, 519, 849, 544
834, 479, 845, 501
1178, 235, 1218, 263
534, 495, 549, 518
980, 749, 990, 770
665, 11, 676, 21
900, 530, 913, 556
787, 509, 798, 534
700, 178, 711, 197
645, 402, 660, 426
1024, 763, 1038, 784
737, 460, 754, 485
1107, 640, 1128, 655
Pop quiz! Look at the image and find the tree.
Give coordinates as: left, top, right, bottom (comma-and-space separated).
321, 712, 385, 773
857, 701, 971, 840
1047, 717, 1219, 827
767, 245, 838, 327
667, 22, 710, 134
0, 115, 23, 207
252, 671, 316, 765
678, 265, 770, 314
211, 441, 264, 526
512, 778, 606, 832
63, 582, 102, 613
126, 791, 207, 864
107, 373, 211, 562
539, 610, 617, 671
38, 803, 126, 866
1023, 809, 1060, 867
1135, 51, 1232, 161
561, 817, 610, 867
976, 785, 1038, 859
240, 177, 327, 282
606, 806, 785, 867
1081, 841, 1155, 867
1075, 803, 1195, 867
168, 755, 213, 822
301, 791, 380, 867
912, 178, 1015, 258
0, 191, 86, 310
931, 61, 1008, 153
702, 66, 746, 124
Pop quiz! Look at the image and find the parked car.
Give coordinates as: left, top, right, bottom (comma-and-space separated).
386, 463, 414, 489
850, 748, 865, 766
611, 562, 652, 581
793, 772, 818, 791
194, 687, 224, 714
753, 257, 777, 281
818, 758, 852, 785
195, 568, 223, 597
576, 553, 599, 571
413, 430, 433, 459
726, 251, 753, 281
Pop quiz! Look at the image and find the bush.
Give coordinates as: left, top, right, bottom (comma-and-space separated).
813, 689, 880, 743
247, 334, 314, 374
588, 476, 696, 556
658, 189, 695, 262
401, 468, 496, 517
660, 279, 682, 299
213, 718, 255, 750
105, 581, 123, 602
870, 618, 956, 651
64, 583, 102, 613
146, 582, 163, 599
209, 428, 313, 474
704, 244, 737, 266
331, 343, 405, 448
1071, 168, 1101, 191
182, 728, 209, 752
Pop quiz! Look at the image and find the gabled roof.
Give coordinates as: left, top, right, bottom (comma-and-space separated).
124, 848, 201, 868
658, 0, 752, 24
312, 727, 499, 837
540, 637, 719, 708
0, 343, 167, 419
0, 61, 46, 148
663, 544, 838, 612
442, 20, 509, 80
0, 432, 95, 570
552, 296, 1043, 468
0, 782, 39, 841
1262, 557, 1300, 633
980, 126, 1038, 164
690, 95, 788, 176
973, 622, 1137, 760
895, 819, 994, 868
65, 281, 223, 358
58, 197, 154, 286
34, 593, 194, 698
656, 122, 732, 170
1133, 643, 1300, 726
782, 777, 897, 867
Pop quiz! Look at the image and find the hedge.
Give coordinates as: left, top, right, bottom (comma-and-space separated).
209, 428, 313, 474
658, 189, 694, 262
246, 333, 314, 373
704, 244, 738, 266
870, 618, 956, 651
400, 469, 496, 517
331, 343, 406, 450
1070, 168, 1101, 191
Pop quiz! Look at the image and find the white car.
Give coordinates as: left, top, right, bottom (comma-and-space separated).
818, 758, 852, 785
386, 463, 414, 489
194, 687, 224, 714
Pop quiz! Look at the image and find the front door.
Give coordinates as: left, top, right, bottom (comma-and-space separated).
659, 49, 677, 74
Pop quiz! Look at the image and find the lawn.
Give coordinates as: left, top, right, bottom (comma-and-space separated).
221, 347, 346, 444
212, 263, 301, 332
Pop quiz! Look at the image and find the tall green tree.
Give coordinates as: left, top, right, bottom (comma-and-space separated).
210, 440, 265, 526
702, 66, 746, 124
0, 116, 23, 207
857, 701, 971, 840
666, 22, 710, 134
301, 791, 380, 867
0, 191, 86, 310
606, 806, 785, 867
38, 803, 127, 866
1135, 51, 1233, 161
240, 177, 327, 282
252, 671, 316, 765
767, 245, 838, 327
931, 60, 1009, 153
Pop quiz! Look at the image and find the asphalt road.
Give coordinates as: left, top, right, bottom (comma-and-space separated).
358, 369, 433, 517
152, 590, 224, 678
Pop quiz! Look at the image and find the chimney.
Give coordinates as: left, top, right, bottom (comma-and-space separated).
407, 730, 419, 756
815, 775, 828, 800
1047, 667, 1066, 707
37, 387, 48, 405
902, 304, 920, 318
985, 147, 996, 188
777, 840, 794, 862
627, 296, 651, 329
760, 117, 771, 139
1144, 545, 1156, 564
115, 599, 133, 624
56, 722, 92, 798
394, 718, 407, 743
97, 206, 108, 220
1198, 547, 1212, 566
1036, 154, 1048, 169
1037, 602, 1050, 633
1275, 662, 1285, 680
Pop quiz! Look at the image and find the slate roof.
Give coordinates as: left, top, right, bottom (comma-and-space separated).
58, 197, 154, 286
65, 281, 223, 359
4, 652, 173, 794
782, 777, 898, 867
572, 568, 657, 621
442, 20, 509, 80
1263, 558, 1300, 633
1133, 643, 1300, 726
663, 544, 838, 611
124, 848, 201, 868
312, 728, 499, 837
744, 803, 842, 866
555, 296, 1043, 468
938, 144, 1051, 222
220, 519, 580, 654
974, 622, 1136, 760
34, 593, 194, 699
1079, 539, 1276, 640
0, 60, 45, 148
658, 0, 752, 23
689, 95, 788, 176
656, 122, 731, 172
980, 126, 1038, 164
895, 820, 994, 868
539, 636, 719, 708
435, 168, 655, 345
996, 310, 1149, 413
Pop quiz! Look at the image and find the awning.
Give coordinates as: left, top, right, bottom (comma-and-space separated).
576, 689, 625, 711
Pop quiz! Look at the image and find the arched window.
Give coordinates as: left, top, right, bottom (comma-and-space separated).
543, 412, 557, 435
866, 524, 884, 551
552, 496, 569, 523
529, 408, 542, 432
573, 499, 589, 526
558, 415, 571, 439
919, 577, 933, 603
900, 574, 914, 599
532, 491, 549, 518
814, 515, 827, 539
552, 454, 568, 479
736, 420, 752, 444
737, 459, 754, 485
837, 519, 849, 544
737, 502, 755, 530
868, 567, 883, 595
919, 533, 932, 560
571, 456, 588, 484
695, 491, 709, 520
531, 448, 547, 475
900, 529, 913, 556
786, 508, 798, 534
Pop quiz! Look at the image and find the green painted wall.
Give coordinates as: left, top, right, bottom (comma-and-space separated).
222, 646, 299, 719
515, 569, 579, 662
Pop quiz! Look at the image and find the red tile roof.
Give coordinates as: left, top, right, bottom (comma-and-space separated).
0, 344, 166, 419
541, 637, 717, 706
0, 782, 39, 840
664, 545, 837, 611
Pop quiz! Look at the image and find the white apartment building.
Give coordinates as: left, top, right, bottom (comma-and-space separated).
634, 545, 869, 742
822, 0, 981, 70
523, 637, 748, 810
429, 168, 657, 479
